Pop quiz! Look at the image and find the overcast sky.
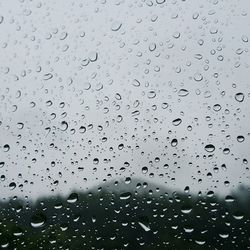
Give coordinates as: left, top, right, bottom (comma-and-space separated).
0, 0, 250, 200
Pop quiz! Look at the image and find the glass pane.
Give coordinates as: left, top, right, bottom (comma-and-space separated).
0, 0, 249, 249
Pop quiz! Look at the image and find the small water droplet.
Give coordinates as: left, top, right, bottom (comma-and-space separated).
147, 91, 156, 99
178, 89, 189, 97
132, 79, 141, 87
111, 21, 122, 31
43, 73, 53, 81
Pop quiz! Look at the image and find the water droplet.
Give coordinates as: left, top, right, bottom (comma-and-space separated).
17, 122, 24, 129
237, 135, 245, 142
213, 104, 221, 112
13, 227, 24, 237
60, 121, 68, 131
111, 21, 122, 31
205, 144, 215, 153
194, 73, 203, 82
241, 35, 248, 42
79, 126, 86, 133
9, 182, 16, 190
132, 79, 141, 87
178, 89, 189, 97
120, 192, 131, 200
67, 193, 78, 203
81, 59, 90, 67
138, 221, 151, 232
235, 92, 244, 102
31, 213, 47, 228
171, 138, 178, 147
142, 167, 148, 174
232, 212, 244, 220
3, 144, 10, 152
147, 91, 156, 99
149, 43, 156, 52
156, 0, 165, 4
161, 102, 169, 109
93, 158, 99, 165
83, 82, 91, 90
181, 205, 192, 214
172, 118, 182, 126
43, 73, 53, 81
88, 51, 98, 62
225, 195, 235, 202
195, 240, 206, 245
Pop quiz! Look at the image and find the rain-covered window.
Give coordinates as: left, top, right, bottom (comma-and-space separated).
0, 0, 249, 249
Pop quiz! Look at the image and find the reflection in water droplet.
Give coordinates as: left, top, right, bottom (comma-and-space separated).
79, 126, 86, 133
13, 227, 24, 237
132, 79, 141, 87
233, 212, 244, 220
147, 91, 156, 99
17, 122, 24, 129
67, 193, 78, 203
237, 135, 245, 143
142, 166, 148, 174
171, 138, 178, 147
83, 82, 91, 90
161, 102, 169, 109
3, 144, 10, 152
138, 221, 151, 232
181, 205, 192, 214
205, 144, 215, 153
172, 118, 182, 126
111, 21, 122, 31
213, 104, 221, 112
60, 121, 68, 131
235, 92, 244, 102
81, 59, 90, 67
9, 182, 16, 190
120, 192, 131, 200
178, 89, 189, 97
43, 73, 53, 80
88, 51, 98, 62
194, 73, 203, 82
31, 213, 47, 228
156, 0, 165, 4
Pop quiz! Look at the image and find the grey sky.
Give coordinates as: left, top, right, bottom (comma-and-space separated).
0, 0, 250, 200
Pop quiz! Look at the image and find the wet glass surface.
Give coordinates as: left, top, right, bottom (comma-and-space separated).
0, 0, 249, 249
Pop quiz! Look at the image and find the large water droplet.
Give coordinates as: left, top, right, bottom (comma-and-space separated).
67, 193, 78, 203
120, 192, 131, 200
31, 213, 47, 228
235, 92, 244, 102
172, 118, 182, 126
205, 144, 215, 153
